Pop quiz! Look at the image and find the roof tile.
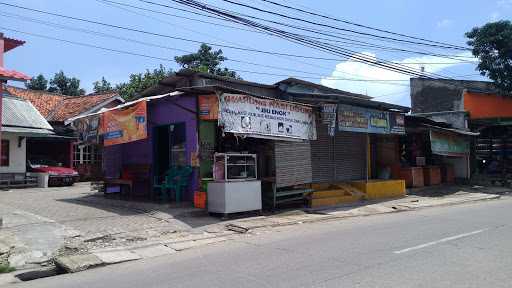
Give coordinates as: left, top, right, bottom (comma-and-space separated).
5, 86, 120, 122
0, 67, 31, 81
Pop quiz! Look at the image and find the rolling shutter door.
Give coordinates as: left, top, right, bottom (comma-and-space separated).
334, 132, 367, 181
275, 141, 312, 188
310, 124, 367, 183
311, 123, 335, 183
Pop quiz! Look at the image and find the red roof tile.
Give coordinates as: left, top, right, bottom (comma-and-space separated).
5, 86, 121, 122
5, 86, 64, 117
0, 67, 31, 81
4, 37, 25, 52
50, 92, 120, 122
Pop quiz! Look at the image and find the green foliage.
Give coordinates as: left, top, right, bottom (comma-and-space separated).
0, 264, 15, 274
466, 21, 512, 93
47, 70, 86, 96
115, 64, 173, 100
93, 77, 114, 94
25, 74, 48, 91
174, 44, 241, 79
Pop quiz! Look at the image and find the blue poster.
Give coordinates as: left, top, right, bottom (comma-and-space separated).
337, 104, 389, 134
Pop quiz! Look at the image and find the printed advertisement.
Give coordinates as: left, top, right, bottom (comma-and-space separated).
430, 130, 470, 157
338, 104, 389, 134
198, 94, 219, 120
219, 93, 317, 141
321, 103, 337, 137
74, 115, 101, 143
389, 112, 405, 134
100, 101, 148, 146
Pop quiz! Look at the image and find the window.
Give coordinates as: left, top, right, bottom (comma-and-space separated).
73, 143, 102, 167
1, 140, 9, 167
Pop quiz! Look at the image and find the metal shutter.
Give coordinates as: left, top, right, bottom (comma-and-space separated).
311, 123, 335, 183
310, 124, 367, 183
275, 141, 312, 188
334, 132, 367, 181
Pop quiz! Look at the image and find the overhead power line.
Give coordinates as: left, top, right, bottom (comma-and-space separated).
0, 2, 394, 62
215, 0, 469, 51
0, 26, 410, 86
0, 0, 469, 77
96, 0, 266, 35
136, 0, 473, 63
256, 0, 468, 50
166, 0, 447, 78
102, 0, 475, 62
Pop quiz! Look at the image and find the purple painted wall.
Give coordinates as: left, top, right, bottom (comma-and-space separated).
103, 94, 198, 201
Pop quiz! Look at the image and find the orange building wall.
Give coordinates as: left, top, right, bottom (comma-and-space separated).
464, 91, 512, 119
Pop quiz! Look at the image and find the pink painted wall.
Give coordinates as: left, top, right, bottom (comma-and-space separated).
0, 33, 5, 159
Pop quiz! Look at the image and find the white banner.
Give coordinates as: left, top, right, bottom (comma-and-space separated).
219, 93, 317, 141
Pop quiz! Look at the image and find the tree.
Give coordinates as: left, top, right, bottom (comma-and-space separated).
174, 43, 241, 79
48, 70, 85, 96
93, 77, 114, 94
25, 74, 48, 91
116, 64, 173, 100
466, 21, 512, 93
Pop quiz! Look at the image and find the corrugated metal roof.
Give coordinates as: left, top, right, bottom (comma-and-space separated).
2, 126, 54, 136
2, 95, 53, 130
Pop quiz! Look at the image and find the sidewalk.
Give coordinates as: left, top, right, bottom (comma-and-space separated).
0, 183, 505, 283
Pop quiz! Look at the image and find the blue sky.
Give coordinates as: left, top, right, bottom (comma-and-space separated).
3, 0, 511, 106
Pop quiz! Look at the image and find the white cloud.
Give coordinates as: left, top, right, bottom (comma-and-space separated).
436, 19, 454, 28
320, 52, 475, 107
491, 11, 501, 21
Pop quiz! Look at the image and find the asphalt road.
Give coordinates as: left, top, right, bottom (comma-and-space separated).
9, 197, 512, 288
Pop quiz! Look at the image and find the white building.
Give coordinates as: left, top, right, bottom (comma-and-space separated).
1, 94, 53, 177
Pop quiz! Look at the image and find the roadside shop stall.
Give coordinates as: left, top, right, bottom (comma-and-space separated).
197, 93, 317, 214
71, 92, 200, 201
402, 115, 477, 187
305, 102, 407, 207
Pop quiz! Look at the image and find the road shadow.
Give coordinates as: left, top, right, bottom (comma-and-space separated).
407, 184, 512, 197
57, 192, 221, 229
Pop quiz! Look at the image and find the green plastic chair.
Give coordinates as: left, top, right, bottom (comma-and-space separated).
153, 166, 193, 202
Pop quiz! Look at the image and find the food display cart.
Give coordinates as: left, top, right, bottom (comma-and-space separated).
207, 153, 262, 215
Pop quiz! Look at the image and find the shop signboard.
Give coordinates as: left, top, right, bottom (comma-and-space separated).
74, 115, 100, 143
430, 130, 469, 157
100, 101, 148, 146
198, 95, 219, 120
321, 103, 337, 137
337, 104, 389, 134
219, 93, 317, 141
389, 112, 405, 134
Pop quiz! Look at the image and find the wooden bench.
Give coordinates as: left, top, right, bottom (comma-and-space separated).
0, 173, 38, 189
263, 179, 313, 209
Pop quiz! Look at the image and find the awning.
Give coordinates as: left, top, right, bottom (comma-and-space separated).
423, 124, 480, 136
430, 130, 470, 157
2, 126, 55, 137
64, 91, 183, 125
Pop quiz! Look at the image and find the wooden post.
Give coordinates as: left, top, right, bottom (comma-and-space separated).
366, 134, 370, 182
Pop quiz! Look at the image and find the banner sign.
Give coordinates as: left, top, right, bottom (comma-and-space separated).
338, 104, 389, 134
198, 95, 219, 120
430, 130, 469, 157
321, 104, 337, 137
100, 101, 148, 146
219, 93, 317, 141
74, 115, 100, 144
389, 112, 405, 134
